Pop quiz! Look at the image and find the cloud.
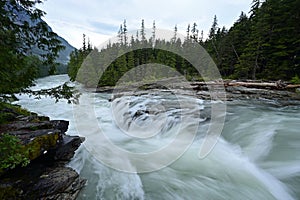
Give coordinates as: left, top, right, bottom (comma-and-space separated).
87, 20, 119, 35
44, 19, 111, 48
38, 0, 252, 48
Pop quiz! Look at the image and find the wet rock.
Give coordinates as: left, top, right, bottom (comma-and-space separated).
51, 135, 85, 161
26, 167, 86, 200
221, 85, 300, 102
51, 120, 69, 133
0, 165, 86, 200
0, 109, 85, 200
6, 121, 54, 132
133, 110, 150, 119
226, 86, 270, 95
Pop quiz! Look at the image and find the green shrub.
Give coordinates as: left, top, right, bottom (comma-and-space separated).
291, 75, 300, 84
0, 134, 30, 170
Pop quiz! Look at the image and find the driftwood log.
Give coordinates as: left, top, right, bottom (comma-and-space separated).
191, 80, 300, 90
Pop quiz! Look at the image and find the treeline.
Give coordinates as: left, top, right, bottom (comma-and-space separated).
68, 0, 300, 87
67, 34, 93, 82
68, 20, 210, 87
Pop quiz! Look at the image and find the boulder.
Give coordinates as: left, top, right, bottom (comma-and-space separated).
0, 108, 85, 200
0, 165, 86, 200
47, 135, 85, 161
26, 167, 86, 200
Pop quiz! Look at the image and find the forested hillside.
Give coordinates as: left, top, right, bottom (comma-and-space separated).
68, 0, 300, 87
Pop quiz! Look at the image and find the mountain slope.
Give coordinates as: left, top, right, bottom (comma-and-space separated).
5, 1, 75, 75
56, 36, 75, 65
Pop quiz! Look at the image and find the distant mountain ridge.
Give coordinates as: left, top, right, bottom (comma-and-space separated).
46, 35, 75, 76
30, 32, 75, 66
6, 1, 75, 74
55, 36, 75, 65
26, 18, 76, 67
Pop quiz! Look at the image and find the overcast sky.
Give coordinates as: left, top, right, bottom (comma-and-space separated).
38, 0, 253, 49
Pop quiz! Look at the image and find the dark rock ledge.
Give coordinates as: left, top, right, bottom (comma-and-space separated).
0, 109, 85, 200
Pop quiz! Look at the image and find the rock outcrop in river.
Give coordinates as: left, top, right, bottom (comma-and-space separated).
0, 105, 85, 199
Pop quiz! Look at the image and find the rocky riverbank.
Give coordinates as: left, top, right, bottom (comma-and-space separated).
193, 80, 300, 102
95, 78, 300, 104
0, 104, 85, 199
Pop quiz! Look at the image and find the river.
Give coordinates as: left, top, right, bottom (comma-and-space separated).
14, 75, 300, 200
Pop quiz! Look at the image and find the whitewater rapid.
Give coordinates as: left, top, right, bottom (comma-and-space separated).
14, 75, 300, 200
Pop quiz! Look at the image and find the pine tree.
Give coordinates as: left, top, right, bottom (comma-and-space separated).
68, 34, 93, 81
118, 24, 123, 45
172, 25, 178, 43
152, 20, 156, 47
140, 19, 146, 43
135, 30, 139, 43
0, 0, 64, 95
209, 15, 218, 39
123, 19, 128, 46
249, 0, 261, 18
222, 12, 250, 77
87, 38, 92, 51
83, 34, 87, 51
186, 24, 190, 41
199, 30, 204, 45
191, 22, 198, 42
205, 15, 220, 70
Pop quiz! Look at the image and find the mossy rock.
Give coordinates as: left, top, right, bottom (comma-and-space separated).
24, 131, 60, 161
0, 103, 31, 125
1, 130, 61, 174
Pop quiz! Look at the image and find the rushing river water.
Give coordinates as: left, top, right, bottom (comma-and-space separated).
14, 75, 300, 200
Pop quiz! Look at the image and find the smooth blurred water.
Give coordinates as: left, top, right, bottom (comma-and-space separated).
14, 75, 300, 200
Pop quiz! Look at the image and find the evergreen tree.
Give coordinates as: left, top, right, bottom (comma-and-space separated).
118, 24, 123, 45
205, 15, 220, 71
199, 30, 204, 45
68, 34, 93, 81
152, 20, 156, 46
135, 30, 139, 43
123, 20, 128, 46
83, 34, 87, 51
140, 19, 146, 43
208, 15, 218, 39
186, 24, 190, 41
191, 22, 198, 42
87, 38, 93, 51
0, 0, 64, 95
172, 25, 178, 43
